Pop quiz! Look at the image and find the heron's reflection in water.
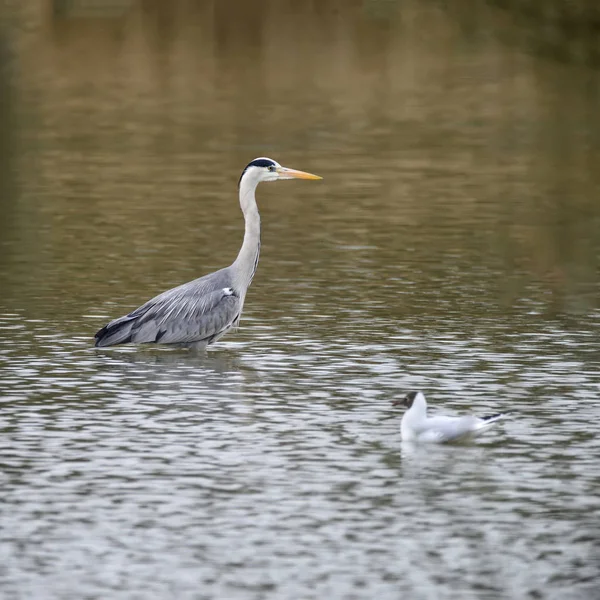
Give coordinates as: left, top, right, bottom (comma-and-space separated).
114, 347, 245, 372
94, 346, 257, 403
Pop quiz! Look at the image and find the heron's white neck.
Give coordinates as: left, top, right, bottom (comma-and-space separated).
232, 179, 261, 292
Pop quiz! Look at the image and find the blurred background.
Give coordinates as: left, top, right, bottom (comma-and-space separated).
0, 1, 599, 599
0, 0, 599, 318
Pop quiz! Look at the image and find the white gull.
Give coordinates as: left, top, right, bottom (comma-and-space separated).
393, 391, 505, 443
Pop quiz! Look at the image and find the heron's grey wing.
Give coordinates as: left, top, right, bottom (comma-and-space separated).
95, 268, 239, 347
131, 287, 241, 345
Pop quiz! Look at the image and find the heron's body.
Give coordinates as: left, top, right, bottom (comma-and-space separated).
395, 392, 505, 443
94, 158, 321, 349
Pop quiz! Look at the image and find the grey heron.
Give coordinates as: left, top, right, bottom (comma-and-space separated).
94, 157, 322, 349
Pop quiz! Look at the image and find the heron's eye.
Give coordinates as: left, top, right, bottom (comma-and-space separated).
268, 165, 276, 172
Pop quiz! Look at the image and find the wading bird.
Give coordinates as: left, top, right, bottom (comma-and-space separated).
392, 391, 505, 443
94, 158, 322, 349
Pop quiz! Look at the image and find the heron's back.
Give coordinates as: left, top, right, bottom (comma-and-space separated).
94, 267, 240, 347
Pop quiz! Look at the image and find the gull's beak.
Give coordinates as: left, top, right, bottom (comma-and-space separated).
277, 166, 322, 180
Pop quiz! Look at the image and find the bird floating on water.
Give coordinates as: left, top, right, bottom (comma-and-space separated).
94, 157, 322, 349
392, 391, 505, 443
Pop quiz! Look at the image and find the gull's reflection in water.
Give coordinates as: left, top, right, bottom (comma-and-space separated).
399, 440, 493, 488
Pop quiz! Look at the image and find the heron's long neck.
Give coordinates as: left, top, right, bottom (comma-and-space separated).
233, 184, 261, 292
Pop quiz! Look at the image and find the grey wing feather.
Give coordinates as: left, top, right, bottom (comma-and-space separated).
95, 268, 241, 347
139, 288, 241, 344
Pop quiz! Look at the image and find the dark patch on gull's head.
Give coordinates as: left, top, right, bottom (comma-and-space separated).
392, 391, 419, 408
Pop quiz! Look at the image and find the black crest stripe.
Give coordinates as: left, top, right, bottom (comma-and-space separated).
238, 158, 277, 188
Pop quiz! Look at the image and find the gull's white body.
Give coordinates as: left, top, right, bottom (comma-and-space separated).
400, 392, 504, 443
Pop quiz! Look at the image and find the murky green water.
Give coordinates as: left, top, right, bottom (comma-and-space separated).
1, 2, 599, 598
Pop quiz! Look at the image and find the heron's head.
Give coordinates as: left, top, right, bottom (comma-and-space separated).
238, 157, 322, 188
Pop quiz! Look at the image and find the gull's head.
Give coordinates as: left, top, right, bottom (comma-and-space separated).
392, 391, 425, 409
238, 157, 322, 187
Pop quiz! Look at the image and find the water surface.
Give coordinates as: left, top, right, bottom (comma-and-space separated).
1, 2, 599, 598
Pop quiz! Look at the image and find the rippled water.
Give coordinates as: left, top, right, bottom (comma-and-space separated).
1, 1, 600, 599
2, 314, 599, 599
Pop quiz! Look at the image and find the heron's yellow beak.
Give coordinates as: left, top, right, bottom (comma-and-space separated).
277, 166, 322, 180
